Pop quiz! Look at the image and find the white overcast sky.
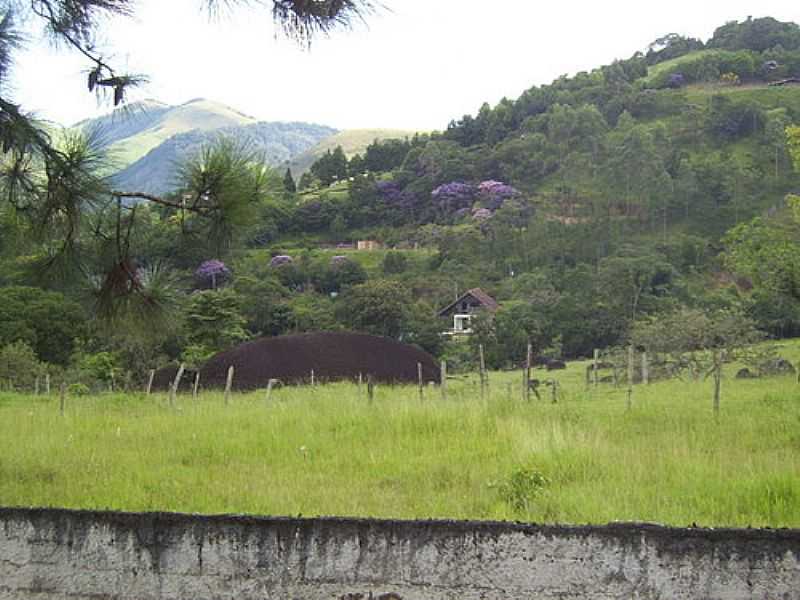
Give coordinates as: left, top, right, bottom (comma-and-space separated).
9, 0, 800, 131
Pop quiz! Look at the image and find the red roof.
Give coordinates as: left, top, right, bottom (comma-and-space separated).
438, 288, 499, 316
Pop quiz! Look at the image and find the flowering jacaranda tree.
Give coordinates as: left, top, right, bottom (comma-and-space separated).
432, 182, 476, 216
195, 260, 231, 290
478, 180, 519, 209
269, 255, 294, 268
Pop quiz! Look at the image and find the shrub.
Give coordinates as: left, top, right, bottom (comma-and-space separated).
382, 251, 408, 275
497, 465, 550, 512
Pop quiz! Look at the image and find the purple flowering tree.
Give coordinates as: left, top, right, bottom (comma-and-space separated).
478, 180, 518, 209
472, 208, 493, 221
376, 180, 420, 222
431, 181, 476, 216
195, 260, 230, 290
270, 255, 293, 268
668, 73, 685, 88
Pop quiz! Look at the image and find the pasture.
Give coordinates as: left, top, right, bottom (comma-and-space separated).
0, 355, 798, 528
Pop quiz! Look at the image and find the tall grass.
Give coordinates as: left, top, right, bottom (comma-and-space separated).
0, 361, 798, 527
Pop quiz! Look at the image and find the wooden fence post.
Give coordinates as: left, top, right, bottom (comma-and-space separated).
626, 345, 634, 410
367, 375, 375, 403
524, 342, 532, 402
593, 349, 600, 387
34, 376, 40, 396
146, 369, 155, 396
192, 371, 201, 400
170, 363, 185, 408
713, 351, 722, 417
45, 373, 50, 395
440, 360, 447, 400
310, 369, 315, 387
265, 379, 276, 402
417, 362, 424, 401
642, 351, 649, 385
479, 344, 487, 400
224, 366, 234, 405
59, 383, 66, 416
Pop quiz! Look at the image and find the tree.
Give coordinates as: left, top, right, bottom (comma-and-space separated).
283, 168, 297, 193
0, 286, 87, 365
0, 0, 376, 319
337, 280, 410, 338
184, 289, 250, 362
382, 251, 408, 274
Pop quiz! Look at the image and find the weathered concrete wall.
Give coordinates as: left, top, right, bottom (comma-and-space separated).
1, 507, 798, 599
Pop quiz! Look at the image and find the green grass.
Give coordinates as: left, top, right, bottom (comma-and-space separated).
1, 356, 799, 527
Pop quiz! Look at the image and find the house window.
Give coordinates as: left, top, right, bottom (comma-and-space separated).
461, 302, 468, 311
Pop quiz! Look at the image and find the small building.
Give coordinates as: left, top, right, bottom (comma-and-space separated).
438, 288, 499, 335
357, 240, 382, 251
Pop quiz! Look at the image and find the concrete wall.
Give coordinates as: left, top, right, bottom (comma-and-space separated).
1, 507, 798, 600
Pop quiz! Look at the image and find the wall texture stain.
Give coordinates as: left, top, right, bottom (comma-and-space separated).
1, 507, 798, 599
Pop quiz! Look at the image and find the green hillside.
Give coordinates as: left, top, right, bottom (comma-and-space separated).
98, 98, 258, 168
287, 128, 420, 175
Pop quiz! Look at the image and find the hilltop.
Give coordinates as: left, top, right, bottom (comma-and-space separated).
76, 98, 337, 193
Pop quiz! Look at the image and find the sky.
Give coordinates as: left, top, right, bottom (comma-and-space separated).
9, 0, 800, 131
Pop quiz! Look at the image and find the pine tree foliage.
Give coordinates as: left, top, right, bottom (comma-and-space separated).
0, 0, 375, 319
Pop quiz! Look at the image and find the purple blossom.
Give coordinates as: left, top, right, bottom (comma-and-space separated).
453, 207, 472, 220
330, 255, 351, 266
195, 259, 230, 289
478, 180, 518, 209
472, 208, 493, 221
668, 73, 685, 88
431, 181, 476, 213
270, 255, 293, 268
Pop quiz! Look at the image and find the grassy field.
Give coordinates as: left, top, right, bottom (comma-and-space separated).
18, 36, 798, 532
1, 354, 798, 527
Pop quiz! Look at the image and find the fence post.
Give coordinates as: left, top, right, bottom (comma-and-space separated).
367, 375, 375, 403
265, 378, 276, 402
224, 366, 234, 405
524, 342, 532, 402
417, 362, 424, 401
713, 351, 722, 417
626, 345, 634, 410
479, 344, 487, 400
310, 369, 315, 387
593, 348, 600, 387
440, 360, 447, 400
192, 371, 201, 400
59, 383, 66, 416
146, 369, 155, 396
34, 376, 40, 396
170, 363, 185, 408
642, 351, 649, 385
45, 373, 50, 395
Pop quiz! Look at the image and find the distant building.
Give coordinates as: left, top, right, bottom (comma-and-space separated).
438, 288, 499, 335
357, 240, 382, 251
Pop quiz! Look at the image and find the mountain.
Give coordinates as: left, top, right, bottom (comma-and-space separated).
75, 98, 337, 194
287, 128, 421, 175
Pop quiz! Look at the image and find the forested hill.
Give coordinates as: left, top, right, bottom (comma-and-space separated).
297, 16, 800, 240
